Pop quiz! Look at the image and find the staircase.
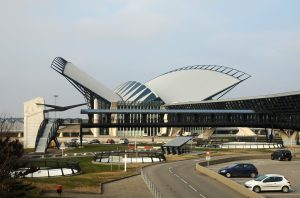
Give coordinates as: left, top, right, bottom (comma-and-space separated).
35, 119, 62, 153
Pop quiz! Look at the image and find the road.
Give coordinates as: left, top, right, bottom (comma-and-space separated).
143, 159, 245, 198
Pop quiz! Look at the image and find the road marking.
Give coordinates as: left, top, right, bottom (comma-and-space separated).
180, 178, 187, 184
199, 193, 206, 198
174, 174, 180, 178
263, 194, 300, 196
188, 185, 197, 192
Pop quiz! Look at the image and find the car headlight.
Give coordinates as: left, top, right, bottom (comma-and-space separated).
220, 170, 226, 173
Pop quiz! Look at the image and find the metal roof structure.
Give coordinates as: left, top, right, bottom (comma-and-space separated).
158, 65, 251, 81
114, 81, 160, 102
165, 90, 300, 114
51, 57, 250, 106
51, 57, 121, 104
161, 137, 193, 155
162, 136, 192, 147
145, 65, 250, 104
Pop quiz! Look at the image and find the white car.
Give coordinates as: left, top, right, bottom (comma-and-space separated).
244, 174, 291, 193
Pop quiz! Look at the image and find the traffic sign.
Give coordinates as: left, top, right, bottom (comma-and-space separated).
206, 156, 211, 161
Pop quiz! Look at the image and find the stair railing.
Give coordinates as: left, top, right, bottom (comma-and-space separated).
44, 119, 63, 153
35, 119, 48, 151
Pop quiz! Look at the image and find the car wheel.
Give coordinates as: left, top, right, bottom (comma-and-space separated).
225, 172, 231, 178
282, 186, 289, 193
250, 172, 257, 178
288, 158, 292, 161
253, 186, 261, 193
271, 156, 274, 160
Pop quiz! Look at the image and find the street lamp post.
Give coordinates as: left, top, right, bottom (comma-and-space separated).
54, 94, 58, 119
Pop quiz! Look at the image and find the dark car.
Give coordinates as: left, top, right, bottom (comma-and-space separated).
119, 138, 129, 145
271, 149, 292, 161
218, 163, 258, 178
67, 141, 78, 147
89, 139, 100, 144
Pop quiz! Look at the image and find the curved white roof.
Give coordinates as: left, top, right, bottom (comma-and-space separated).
51, 57, 121, 103
145, 65, 250, 104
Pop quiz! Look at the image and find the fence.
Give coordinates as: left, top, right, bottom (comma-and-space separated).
220, 142, 283, 149
141, 170, 163, 198
20, 159, 81, 178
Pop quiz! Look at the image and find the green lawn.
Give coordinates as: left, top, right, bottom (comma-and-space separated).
24, 156, 142, 197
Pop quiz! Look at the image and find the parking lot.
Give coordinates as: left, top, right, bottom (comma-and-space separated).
208, 158, 300, 198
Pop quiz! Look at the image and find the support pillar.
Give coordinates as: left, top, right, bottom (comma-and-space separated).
91, 98, 100, 137
279, 130, 298, 147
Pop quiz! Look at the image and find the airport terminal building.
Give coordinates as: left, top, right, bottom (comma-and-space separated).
51, 57, 251, 137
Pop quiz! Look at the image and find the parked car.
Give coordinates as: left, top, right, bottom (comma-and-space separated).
106, 139, 115, 144
271, 149, 292, 161
89, 139, 100, 144
67, 141, 78, 147
244, 174, 291, 193
69, 138, 79, 143
218, 163, 258, 178
69, 138, 88, 144
119, 138, 129, 145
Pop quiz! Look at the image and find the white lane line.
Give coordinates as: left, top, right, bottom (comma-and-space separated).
188, 185, 197, 192
174, 174, 180, 178
199, 193, 206, 198
180, 178, 187, 184
263, 193, 300, 196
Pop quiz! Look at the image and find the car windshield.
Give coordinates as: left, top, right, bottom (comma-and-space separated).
226, 164, 237, 168
255, 175, 268, 181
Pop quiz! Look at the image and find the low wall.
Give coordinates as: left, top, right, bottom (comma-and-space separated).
196, 155, 269, 198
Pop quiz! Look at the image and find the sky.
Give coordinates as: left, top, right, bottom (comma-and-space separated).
0, 0, 300, 118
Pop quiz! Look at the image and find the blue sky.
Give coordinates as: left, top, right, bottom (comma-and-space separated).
0, 0, 299, 117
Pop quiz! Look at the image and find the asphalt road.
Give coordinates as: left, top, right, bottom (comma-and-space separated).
208, 159, 300, 198
144, 159, 245, 198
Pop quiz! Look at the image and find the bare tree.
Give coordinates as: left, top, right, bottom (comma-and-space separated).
0, 115, 34, 197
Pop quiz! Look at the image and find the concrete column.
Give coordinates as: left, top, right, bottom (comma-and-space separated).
91, 98, 100, 137
23, 97, 45, 148
279, 130, 298, 146
109, 102, 118, 136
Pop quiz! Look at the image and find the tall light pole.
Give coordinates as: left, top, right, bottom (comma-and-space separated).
54, 94, 58, 119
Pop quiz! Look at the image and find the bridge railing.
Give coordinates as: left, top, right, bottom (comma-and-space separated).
44, 119, 63, 152
141, 170, 163, 198
35, 119, 48, 150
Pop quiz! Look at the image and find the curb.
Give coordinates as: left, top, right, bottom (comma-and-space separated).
195, 154, 268, 198
99, 173, 141, 194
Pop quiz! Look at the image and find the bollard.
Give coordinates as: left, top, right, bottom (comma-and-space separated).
56, 184, 62, 195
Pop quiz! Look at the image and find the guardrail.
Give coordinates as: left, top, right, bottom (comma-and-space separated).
220, 142, 283, 149
35, 119, 48, 150
141, 170, 163, 198
20, 159, 81, 178
197, 141, 283, 149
